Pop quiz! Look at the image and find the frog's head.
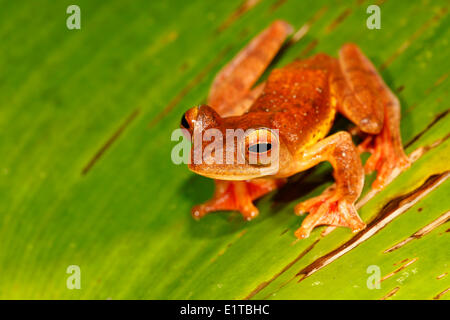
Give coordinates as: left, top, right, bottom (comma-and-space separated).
180, 105, 294, 180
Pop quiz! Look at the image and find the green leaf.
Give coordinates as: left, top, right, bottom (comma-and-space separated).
0, 0, 448, 299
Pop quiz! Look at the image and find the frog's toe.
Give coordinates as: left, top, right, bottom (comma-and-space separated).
240, 204, 259, 221
294, 195, 365, 239
191, 201, 259, 221
369, 155, 410, 190
294, 185, 336, 216
191, 204, 209, 220
363, 136, 411, 190
191, 190, 235, 220
294, 194, 329, 216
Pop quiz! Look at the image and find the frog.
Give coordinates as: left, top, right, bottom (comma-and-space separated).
179, 20, 410, 239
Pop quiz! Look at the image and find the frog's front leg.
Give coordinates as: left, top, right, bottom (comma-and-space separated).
192, 178, 286, 221
293, 132, 365, 239
331, 43, 410, 190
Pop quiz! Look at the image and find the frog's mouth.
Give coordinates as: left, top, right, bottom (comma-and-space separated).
188, 163, 279, 181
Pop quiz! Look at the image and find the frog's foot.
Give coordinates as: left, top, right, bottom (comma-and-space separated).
192, 179, 285, 221
294, 187, 366, 239
359, 130, 410, 190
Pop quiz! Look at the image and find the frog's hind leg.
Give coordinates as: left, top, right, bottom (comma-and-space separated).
331, 43, 410, 190
208, 20, 293, 117
192, 178, 286, 221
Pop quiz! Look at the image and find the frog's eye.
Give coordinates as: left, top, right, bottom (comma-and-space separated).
244, 128, 279, 165
248, 142, 272, 154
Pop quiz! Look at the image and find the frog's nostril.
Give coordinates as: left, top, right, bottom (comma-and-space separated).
181, 113, 190, 129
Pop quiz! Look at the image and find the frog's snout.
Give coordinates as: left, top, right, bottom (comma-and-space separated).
180, 106, 200, 137
180, 105, 222, 139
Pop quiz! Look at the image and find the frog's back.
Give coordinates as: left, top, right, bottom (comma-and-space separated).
249, 53, 338, 153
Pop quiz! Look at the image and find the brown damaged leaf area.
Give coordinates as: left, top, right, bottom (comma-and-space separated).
380, 257, 418, 282
384, 211, 449, 253
433, 287, 450, 300
380, 287, 400, 300
82, 109, 140, 175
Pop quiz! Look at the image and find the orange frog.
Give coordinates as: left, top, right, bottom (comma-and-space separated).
180, 20, 410, 239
